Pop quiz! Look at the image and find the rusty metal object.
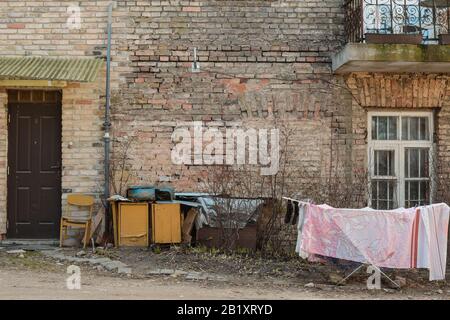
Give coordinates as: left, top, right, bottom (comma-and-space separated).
196, 224, 257, 251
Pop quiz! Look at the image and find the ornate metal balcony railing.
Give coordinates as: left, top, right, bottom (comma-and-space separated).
345, 0, 450, 43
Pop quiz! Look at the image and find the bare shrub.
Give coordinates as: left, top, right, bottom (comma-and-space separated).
110, 135, 137, 197
199, 120, 372, 257
200, 165, 263, 252
199, 123, 298, 255
95, 135, 137, 243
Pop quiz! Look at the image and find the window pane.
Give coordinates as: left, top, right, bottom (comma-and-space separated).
372, 116, 398, 140
378, 117, 387, 140
420, 181, 430, 204
402, 117, 429, 141
374, 150, 395, 176
378, 180, 388, 200
421, 149, 429, 177
410, 117, 419, 140
405, 181, 430, 208
388, 117, 397, 140
372, 117, 377, 140
419, 117, 429, 140
402, 117, 407, 140
405, 148, 429, 178
410, 149, 419, 178
371, 180, 396, 210
410, 180, 419, 200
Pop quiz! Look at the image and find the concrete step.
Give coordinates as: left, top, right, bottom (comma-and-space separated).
0, 239, 59, 250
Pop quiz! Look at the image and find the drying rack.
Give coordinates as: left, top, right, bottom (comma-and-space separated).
282, 196, 401, 288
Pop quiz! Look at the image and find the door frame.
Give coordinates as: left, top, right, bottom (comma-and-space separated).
6, 89, 62, 239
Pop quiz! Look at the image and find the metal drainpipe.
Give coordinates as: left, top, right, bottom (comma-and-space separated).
104, 2, 113, 238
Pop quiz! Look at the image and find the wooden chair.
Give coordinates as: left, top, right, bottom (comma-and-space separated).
60, 194, 95, 248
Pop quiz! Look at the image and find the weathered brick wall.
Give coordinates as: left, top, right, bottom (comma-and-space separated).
1, 0, 449, 253
0, 0, 354, 238
61, 79, 105, 197
0, 1, 111, 56
112, 0, 352, 193
0, 0, 129, 88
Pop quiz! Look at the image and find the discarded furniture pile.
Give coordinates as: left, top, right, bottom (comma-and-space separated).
108, 186, 196, 247
175, 194, 273, 250
108, 188, 273, 250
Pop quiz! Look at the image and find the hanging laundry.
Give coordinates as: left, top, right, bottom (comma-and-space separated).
294, 201, 332, 261
416, 203, 450, 281
291, 201, 299, 225
296, 202, 449, 281
284, 200, 293, 224
295, 202, 309, 259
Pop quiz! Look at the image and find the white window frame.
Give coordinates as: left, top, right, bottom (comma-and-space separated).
367, 110, 434, 208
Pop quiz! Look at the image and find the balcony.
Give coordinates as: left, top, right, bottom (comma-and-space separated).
345, 0, 450, 44
333, 0, 450, 73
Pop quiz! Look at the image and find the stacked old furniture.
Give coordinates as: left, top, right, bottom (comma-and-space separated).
110, 186, 194, 247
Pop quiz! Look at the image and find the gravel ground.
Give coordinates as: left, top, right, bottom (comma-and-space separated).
0, 247, 449, 299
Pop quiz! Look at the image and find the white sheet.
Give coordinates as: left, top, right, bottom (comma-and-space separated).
416, 203, 450, 281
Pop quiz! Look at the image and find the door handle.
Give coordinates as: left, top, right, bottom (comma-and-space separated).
51, 165, 60, 169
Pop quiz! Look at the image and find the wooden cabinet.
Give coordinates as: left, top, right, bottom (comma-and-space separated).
118, 203, 149, 247
151, 203, 181, 244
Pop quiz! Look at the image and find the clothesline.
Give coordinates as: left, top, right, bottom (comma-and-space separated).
282, 196, 427, 212
282, 196, 311, 206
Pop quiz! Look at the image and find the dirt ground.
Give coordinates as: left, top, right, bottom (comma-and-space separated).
0, 247, 449, 300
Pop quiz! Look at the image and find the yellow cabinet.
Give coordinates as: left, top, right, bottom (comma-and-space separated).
118, 203, 149, 247
151, 203, 181, 244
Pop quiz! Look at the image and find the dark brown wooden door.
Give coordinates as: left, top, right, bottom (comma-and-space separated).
7, 93, 62, 239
